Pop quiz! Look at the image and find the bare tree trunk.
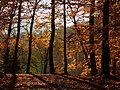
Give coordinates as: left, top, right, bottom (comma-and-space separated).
44, 49, 48, 74
26, 0, 38, 74
112, 59, 118, 74
89, 0, 97, 75
101, 0, 110, 77
4, 1, 16, 74
63, 0, 68, 74
48, 0, 55, 74
12, 0, 22, 74
4, 15, 13, 73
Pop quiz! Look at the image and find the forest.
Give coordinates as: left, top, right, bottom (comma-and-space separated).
0, 0, 120, 89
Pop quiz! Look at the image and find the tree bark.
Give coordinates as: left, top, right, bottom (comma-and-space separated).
101, 0, 110, 76
89, 0, 97, 75
48, 0, 55, 74
112, 59, 118, 74
12, 0, 22, 74
4, 14, 13, 73
63, 0, 68, 74
26, 1, 38, 74
4, 1, 16, 73
43, 49, 48, 74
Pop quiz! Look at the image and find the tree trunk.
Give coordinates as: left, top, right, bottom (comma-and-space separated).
89, 0, 97, 75
4, 15, 13, 73
48, 0, 55, 74
63, 0, 68, 74
101, 0, 110, 77
12, 0, 22, 74
26, 1, 37, 74
4, 1, 16, 73
112, 59, 118, 74
44, 49, 48, 74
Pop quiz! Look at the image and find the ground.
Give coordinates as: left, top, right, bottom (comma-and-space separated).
0, 74, 120, 90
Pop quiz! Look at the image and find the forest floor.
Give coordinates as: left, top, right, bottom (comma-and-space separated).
0, 74, 120, 90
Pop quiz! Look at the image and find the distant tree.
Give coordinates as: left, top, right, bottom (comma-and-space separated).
101, 0, 110, 77
43, 49, 49, 74
67, 0, 88, 61
48, 0, 55, 74
66, 0, 89, 74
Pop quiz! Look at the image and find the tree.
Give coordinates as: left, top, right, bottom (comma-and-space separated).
26, 0, 39, 74
12, 0, 22, 74
89, 0, 97, 75
43, 49, 49, 74
48, 0, 55, 74
63, 0, 68, 74
101, 0, 110, 77
4, 1, 16, 73
67, 0, 88, 61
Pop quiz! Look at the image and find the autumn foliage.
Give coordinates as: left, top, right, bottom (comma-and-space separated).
0, 0, 120, 76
